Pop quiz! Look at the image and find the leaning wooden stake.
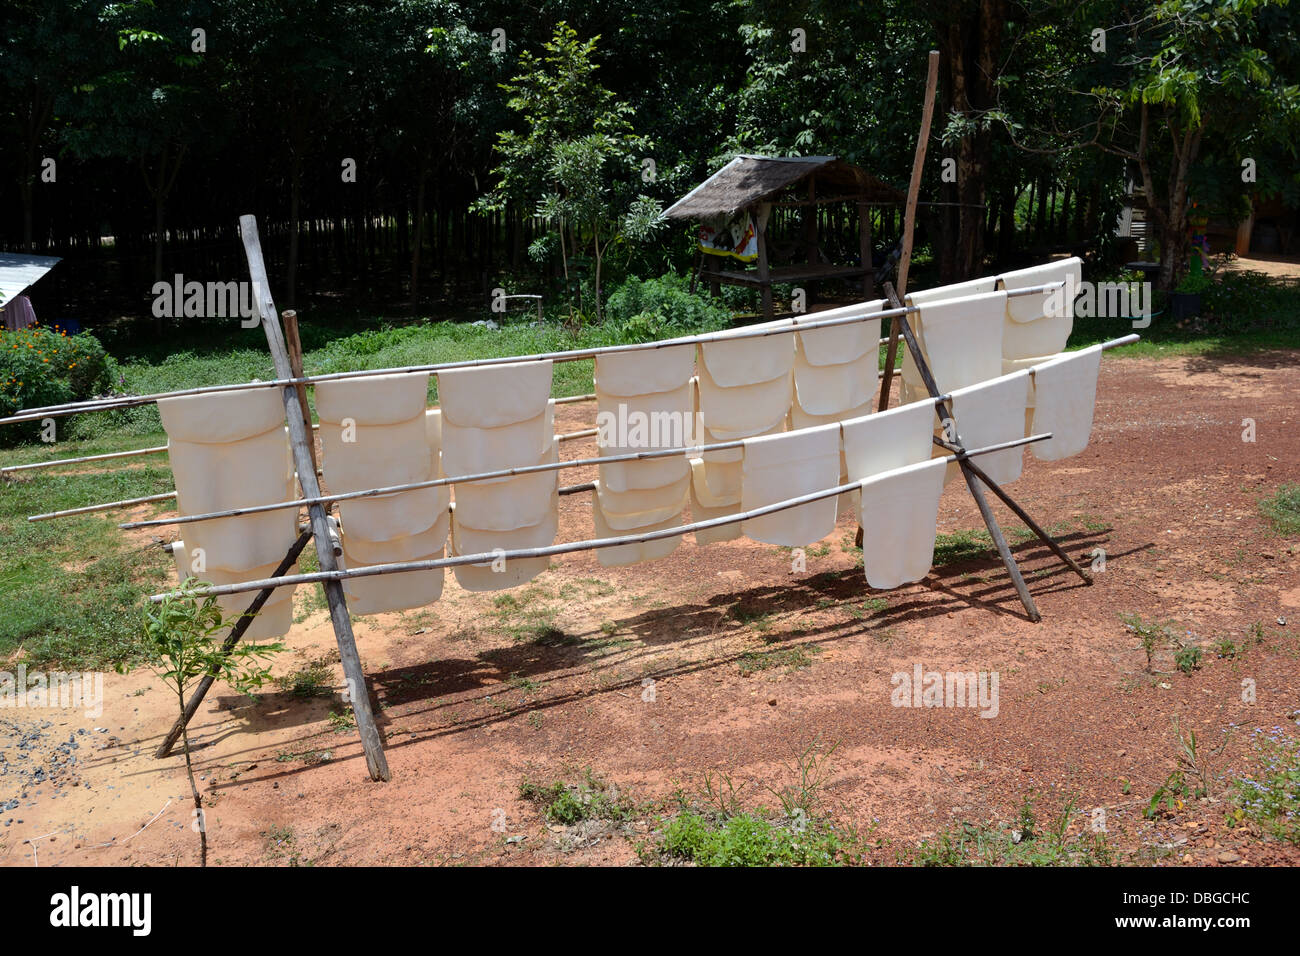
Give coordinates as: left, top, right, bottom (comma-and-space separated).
884, 280, 1041, 622
878, 48, 940, 413
239, 214, 391, 782
155, 529, 314, 758
281, 310, 318, 473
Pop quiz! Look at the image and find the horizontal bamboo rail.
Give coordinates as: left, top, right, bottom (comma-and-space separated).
0, 285, 1066, 426
148, 432, 1049, 604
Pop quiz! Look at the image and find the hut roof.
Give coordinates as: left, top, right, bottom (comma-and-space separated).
663, 155, 903, 220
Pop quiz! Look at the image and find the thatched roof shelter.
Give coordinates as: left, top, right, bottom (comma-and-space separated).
666, 155, 904, 316
665, 155, 903, 220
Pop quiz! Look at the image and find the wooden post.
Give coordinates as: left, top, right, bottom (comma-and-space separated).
281, 310, 317, 473
239, 214, 391, 781
879, 49, 941, 413
155, 530, 313, 759
882, 281, 1041, 622
755, 213, 774, 319
944, 451, 1092, 584
858, 201, 875, 298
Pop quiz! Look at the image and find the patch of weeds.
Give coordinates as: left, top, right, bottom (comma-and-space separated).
275, 749, 332, 766
655, 739, 866, 866
738, 644, 821, 676
1258, 483, 1300, 535
519, 768, 635, 826
932, 529, 994, 566
1214, 637, 1241, 660
600, 621, 618, 636
909, 793, 1112, 866
1174, 642, 1203, 675
1225, 726, 1300, 843
401, 609, 439, 635
326, 709, 355, 733
1120, 612, 1177, 672
507, 673, 539, 692
1145, 718, 1226, 819
274, 655, 335, 698
659, 809, 853, 866
728, 603, 767, 626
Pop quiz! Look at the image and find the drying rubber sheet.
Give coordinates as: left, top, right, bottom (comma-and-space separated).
697, 318, 795, 387
740, 423, 841, 547
908, 290, 1007, 395
594, 342, 695, 397
436, 359, 553, 429
857, 458, 947, 589
158, 388, 287, 445
793, 344, 877, 416
1028, 345, 1103, 461
792, 301, 883, 367
320, 417, 434, 493
945, 370, 1031, 486
591, 507, 683, 567
172, 541, 296, 640
595, 472, 690, 528
688, 458, 742, 545
841, 399, 937, 485
449, 494, 558, 590
441, 400, 555, 478
314, 372, 430, 426
998, 258, 1080, 360
452, 441, 557, 532
696, 359, 792, 438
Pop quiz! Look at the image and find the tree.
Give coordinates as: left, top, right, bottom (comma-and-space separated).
127, 581, 283, 866
997, 0, 1300, 288
479, 23, 658, 321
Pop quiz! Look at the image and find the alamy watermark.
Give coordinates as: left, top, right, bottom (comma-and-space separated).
151, 274, 257, 326
890, 663, 999, 718
0, 665, 104, 718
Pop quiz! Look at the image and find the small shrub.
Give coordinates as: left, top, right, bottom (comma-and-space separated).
0, 327, 114, 444
603, 273, 731, 334
1259, 484, 1300, 536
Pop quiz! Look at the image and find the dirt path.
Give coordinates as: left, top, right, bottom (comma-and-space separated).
3, 351, 1298, 867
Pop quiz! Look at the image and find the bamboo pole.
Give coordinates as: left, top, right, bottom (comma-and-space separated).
281, 310, 317, 474
879, 49, 941, 413
0, 444, 167, 475
240, 214, 390, 783
0, 286, 1063, 427
149, 432, 1049, 605
38, 336, 1135, 527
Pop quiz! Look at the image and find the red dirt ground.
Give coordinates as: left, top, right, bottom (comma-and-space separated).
2, 349, 1298, 867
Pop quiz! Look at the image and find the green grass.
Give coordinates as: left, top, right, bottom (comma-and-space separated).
659, 808, 854, 866
737, 644, 821, 675
932, 528, 996, 566
908, 794, 1113, 866
519, 769, 635, 826
0, 466, 174, 667
1259, 483, 1300, 536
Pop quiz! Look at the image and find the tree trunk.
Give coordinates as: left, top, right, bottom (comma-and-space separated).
410, 158, 428, 310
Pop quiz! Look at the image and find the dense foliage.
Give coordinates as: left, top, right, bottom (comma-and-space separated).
2, 0, 1297, 321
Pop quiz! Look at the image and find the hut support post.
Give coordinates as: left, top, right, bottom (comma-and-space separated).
155, 529, 314, 759
239, 214, 391, 782
755, 216, 774, 318
858, 201, 875, 298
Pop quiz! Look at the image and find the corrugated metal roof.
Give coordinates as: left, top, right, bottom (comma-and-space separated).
0, 252, 61, 309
